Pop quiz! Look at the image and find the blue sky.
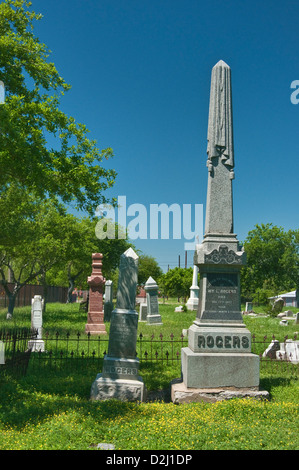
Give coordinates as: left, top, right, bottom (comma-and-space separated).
33, 0, 299, 272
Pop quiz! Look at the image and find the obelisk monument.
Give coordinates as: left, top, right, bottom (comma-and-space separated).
172, 61, 267, 402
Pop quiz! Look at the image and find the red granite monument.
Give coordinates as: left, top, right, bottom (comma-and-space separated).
85, 253, 107, 335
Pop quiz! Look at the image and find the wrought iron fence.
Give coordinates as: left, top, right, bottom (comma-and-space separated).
27, 330, 299, 378
29, 331, 187, 370
0, 327, 38, 377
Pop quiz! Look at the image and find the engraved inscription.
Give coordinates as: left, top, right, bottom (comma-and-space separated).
197, 334, 250, 350
108, 313, 138, 358
103, 366, 138, 376
205, 273, 239, 314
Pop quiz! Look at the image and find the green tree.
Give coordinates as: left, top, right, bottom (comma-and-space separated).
138, 255, 163, 285
0, 193, 75, 317
0, 0, 116, 213
46, 217, 132, 303
158, 267, 193, 301
241, 223, 299, 302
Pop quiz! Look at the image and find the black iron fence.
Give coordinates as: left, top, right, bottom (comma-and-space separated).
0, 328, 38, 377
27, 331, 299, 378
28, 331, 186, 370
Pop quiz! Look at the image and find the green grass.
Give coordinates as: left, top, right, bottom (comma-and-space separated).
0, 301, 298, 450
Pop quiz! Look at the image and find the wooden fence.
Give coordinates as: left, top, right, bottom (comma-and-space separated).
0, 283, 68, 309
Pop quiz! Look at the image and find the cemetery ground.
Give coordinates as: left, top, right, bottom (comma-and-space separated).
0, 301, 298, 450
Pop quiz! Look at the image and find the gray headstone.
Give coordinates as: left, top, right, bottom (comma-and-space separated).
272, 297, 284, 314
144, 276, 162, 325
139, 303, 147, 322
90, 248, 146, 402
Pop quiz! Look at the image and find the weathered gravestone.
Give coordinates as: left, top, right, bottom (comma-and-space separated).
139, 303, 147, 322
272, 298, 284, 315
28, 295, 45, 352
85, 253, 107, 335
90, 248, 146, 402
186, 265, 199, 311
144, 276, 162, 325
104, 280, 113, 322
171, 61, 267, 403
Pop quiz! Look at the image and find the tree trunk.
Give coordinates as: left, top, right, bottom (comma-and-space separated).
67, 277, 75, 303
6, 292, 16, 319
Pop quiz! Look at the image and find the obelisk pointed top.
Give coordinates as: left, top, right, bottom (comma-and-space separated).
204, 59, 235, 235
213, 59, 230, 69
123, 247, 138, 260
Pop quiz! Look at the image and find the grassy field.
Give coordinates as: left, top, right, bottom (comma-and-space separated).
0, 301, 298, 450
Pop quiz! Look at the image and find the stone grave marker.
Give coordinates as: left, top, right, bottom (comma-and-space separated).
139, 303, 147, 322
144, 276, 162, 325
85, 253, 107, 335
186, 265, 199, 311
90, 248, 146, 402
171, 60, 267, 403
28, 295, 45, 352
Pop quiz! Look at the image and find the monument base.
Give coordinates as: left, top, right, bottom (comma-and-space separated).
181, 347, 260, 388
186, 297, 199, 311
85, 324, 107, 335
146, 314, 163, 325
28, 339, 45, 352
90, 374, 147, 402
171, 379, 269, 404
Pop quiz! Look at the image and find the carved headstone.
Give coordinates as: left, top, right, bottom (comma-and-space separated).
139, 303, 147, 322
28, 295, 45, 352
85, 253, 107, 335
90, 248, 146, 402
172, 61, 266, 403
144, 276, 162, 325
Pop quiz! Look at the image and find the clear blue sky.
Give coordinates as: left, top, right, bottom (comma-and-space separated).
33, 0, 299, 272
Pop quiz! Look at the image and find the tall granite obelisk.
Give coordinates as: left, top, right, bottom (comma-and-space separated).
172, 61, 267, 402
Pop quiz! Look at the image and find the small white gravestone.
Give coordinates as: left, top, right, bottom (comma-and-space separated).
28, 295, 45, 352
276, 340, 299, 364
186, 265, 199, 311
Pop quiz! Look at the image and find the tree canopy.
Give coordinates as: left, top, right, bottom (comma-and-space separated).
241, 223, 299, 301
0, 0, 116, 213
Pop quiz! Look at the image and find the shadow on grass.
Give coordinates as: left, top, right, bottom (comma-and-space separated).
0, 360, 182, 429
